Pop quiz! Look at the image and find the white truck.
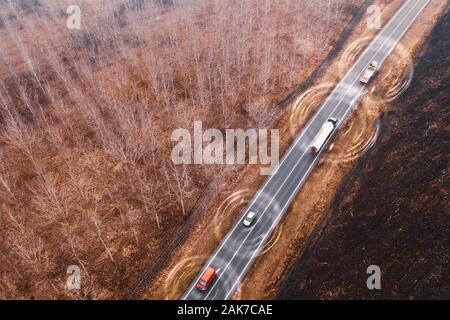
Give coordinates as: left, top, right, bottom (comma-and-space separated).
360, 61, 379, 84
309, 118, 338, 154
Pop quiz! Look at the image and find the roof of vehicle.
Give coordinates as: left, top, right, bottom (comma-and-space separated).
200, 267, 216, 281
246, 211, 256, 218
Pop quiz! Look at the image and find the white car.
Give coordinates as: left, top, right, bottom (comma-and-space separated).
243, 211, 256, 227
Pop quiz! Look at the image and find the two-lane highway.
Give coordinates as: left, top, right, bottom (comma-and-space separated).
182, 0, 431, 300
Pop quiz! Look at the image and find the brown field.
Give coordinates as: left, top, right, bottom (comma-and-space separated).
276, 5, 449, 300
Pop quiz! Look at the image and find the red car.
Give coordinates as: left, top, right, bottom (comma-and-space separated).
196, 267, 217, 291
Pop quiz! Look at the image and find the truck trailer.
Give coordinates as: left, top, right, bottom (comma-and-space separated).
360, 61, 379, 84
309, 118, 338, 154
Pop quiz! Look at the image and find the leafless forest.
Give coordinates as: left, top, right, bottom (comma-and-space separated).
0, 0, 361, 299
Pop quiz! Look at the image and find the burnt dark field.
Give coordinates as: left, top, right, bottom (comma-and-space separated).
277, 9, 449, 300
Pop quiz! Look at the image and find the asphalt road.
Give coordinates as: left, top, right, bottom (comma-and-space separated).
182, 0, 431, 300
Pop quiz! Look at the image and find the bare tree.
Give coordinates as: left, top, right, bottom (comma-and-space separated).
163, 162, 195, 216
90, 209, 118, 269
